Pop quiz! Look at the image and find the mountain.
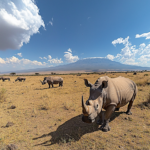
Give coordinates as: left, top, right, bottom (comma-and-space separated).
2, 58, 150, 73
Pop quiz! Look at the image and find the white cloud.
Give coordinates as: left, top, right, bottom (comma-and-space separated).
0, 58, 6, 64
43, 57, 47, 59
48, 55, 52, 59
47, 55, 63, 64
112, 36, 130, 46
0, 0, 45, 50
48, 18, 53, 26
135, 32, 150, 39
111, 35, 150, 66
48, 58, 63, 64
39, 57, 42, 59
64, 48, 79, 63
17, 53, 22, 57
0, 56, 46, 66
106, 54, 115, 61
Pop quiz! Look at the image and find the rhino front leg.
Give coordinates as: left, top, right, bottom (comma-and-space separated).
49, 84, 51, 88
97, 111, 104, 125
126, 100, 133, 115
100, 105, 116, 132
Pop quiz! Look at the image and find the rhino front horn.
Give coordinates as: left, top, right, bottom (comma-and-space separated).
40, 80, 43, 84
82, 96, 89, 113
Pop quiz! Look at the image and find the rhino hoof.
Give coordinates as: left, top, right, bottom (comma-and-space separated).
126, 111, 132, 115
102, 126, 111, 132
99, 125, 111, 132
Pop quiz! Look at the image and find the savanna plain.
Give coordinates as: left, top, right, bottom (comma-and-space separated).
0, 72, 150, 150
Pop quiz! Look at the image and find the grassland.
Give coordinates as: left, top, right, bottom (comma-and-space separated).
0, 72, 150, 150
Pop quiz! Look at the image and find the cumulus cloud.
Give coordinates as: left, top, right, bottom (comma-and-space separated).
111, 35, 150, 66
17, 53, 22, 57
0, 0, 45, 50
112, 36, 130, 46
47, 55, 63, 64
0, 56, 46, 66
64, 48, 79, 63
106, 54, 115, 61
135, 32, 150, 39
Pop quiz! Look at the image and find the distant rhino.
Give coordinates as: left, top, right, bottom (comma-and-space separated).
0, 76, 10, 81
40, 76, 63, 88
15, 77, 26, 82
82, 76, 137, 132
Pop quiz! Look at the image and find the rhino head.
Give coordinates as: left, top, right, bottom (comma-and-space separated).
40, 77, 47, 85
82, 78, 108, 123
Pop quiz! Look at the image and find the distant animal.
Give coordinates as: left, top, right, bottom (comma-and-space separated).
15, 77, 26, 82
0, 77, 10, 81
40, 76, 63, 88
82, 76, 137, 132
133, 72, 137, 75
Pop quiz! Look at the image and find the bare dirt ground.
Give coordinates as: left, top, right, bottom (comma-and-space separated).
0, 72, 150, 150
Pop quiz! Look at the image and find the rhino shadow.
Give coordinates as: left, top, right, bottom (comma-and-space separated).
33, 112, 123, 147
35, 87, 58, 90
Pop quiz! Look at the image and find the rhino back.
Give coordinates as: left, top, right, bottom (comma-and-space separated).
46, 76, 63, 83
103, 76, 137, 108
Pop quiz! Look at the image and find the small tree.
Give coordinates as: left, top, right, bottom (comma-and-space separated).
10, 72, 16, 76
35, 73, 40, 75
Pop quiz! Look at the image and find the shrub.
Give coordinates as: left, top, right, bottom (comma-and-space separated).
10, 72, 16, 76
137, 93, 150, 109
0, 88, 7, 103
144, 74, 148, 76
135, 78, 148, 86
35, 73, 40, 75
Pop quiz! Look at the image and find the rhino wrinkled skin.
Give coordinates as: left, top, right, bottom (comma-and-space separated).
40, 76, 63, 88
82, 76, 137, 132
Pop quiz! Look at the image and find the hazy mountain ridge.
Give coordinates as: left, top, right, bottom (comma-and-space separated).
2, 58, 150, 74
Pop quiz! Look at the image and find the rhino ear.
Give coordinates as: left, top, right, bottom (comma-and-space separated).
102, 80, 108, 88
84, 79, 92, 87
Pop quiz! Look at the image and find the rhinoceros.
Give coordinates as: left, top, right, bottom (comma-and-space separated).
15, 77, 26, 82
0, 77, 10, 81
40, 76, 63, 88
82, 76, 137, 132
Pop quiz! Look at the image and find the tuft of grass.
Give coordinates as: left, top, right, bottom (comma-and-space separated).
137, 93, 150, 109
38, 104, 49, 110
144, 74, 149, 76
135, 78, 148, 86
0, 88, 7, 103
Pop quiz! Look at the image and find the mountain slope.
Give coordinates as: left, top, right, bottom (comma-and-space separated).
2, 58, 150, 73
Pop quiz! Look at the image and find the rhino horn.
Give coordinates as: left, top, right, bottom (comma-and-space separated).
82, 96, 89, 113
40, 80, 43, 84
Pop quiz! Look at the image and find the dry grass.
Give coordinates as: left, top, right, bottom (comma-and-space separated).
0, 72, 150, 150
0, 88, 7, 103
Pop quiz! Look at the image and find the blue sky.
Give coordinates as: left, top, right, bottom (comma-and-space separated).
0, 0, 150, 72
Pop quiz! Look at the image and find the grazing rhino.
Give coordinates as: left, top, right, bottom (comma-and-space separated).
82, 76, 137, 132
0, 77, 10, 81
15, 77, 26, 82
40, 76, 63, 88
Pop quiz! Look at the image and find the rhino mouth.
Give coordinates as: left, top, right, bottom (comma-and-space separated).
82, 115, 95, 123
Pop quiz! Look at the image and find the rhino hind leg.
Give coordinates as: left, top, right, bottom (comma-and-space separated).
126, 100, 133, 115
100, 105, 115, 132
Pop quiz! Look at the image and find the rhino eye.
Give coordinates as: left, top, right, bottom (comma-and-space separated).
97, 104, 98, 108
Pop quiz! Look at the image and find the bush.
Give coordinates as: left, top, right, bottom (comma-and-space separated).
144, 74, 148, 76
35, 73, 40, 75
137, 93, 150, 109
0, 88, 7, 103
10, 72, 16, 76
135, 78, 148, 86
